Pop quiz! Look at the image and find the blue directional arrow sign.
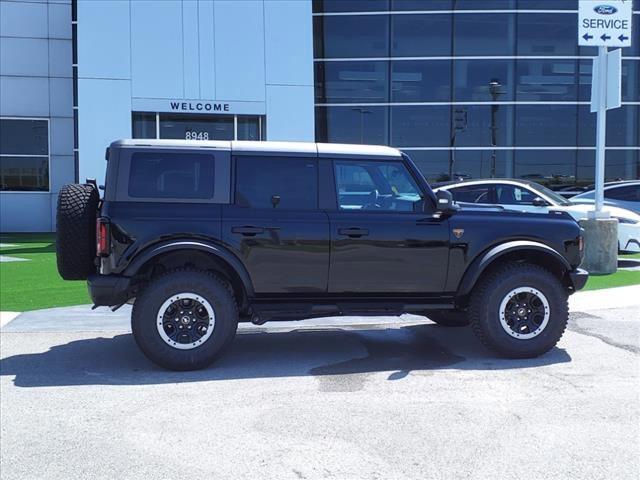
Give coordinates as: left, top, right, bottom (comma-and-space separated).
583, 33, 594, 41
600, 33, 611, 41
618, 34, 629, 42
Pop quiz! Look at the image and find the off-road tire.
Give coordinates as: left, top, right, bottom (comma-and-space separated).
55, 183, 99, 280
132, 269, 238, 371
469, 262, 568, 359
426, 310, 470, 327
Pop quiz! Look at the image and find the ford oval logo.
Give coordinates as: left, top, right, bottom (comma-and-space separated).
594, 4, 618, 14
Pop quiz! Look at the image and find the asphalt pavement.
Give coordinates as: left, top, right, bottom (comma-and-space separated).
0, 297, 638, 480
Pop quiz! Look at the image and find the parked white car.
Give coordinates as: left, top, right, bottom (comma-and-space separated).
435, 179, 640, 253
570, 181, 640, 215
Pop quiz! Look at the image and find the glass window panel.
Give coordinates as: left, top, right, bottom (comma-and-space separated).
313, 0, 389, 13
128, 152, 215, 199
453, 105, 515, 148
405, 150, 511, 183
401, 150, 452, 183
493, 184, 539, 205
159, 114, 234, 141
447, 184, 493, 204
517, 0, 576, 8
0, 156, 49, 191
453, 59, 515, 101
132, 112, 156, 139
316, 106, 389, 145
0, 119, 48, 155
314, 15, 389, 58
455, 0, 517, 8
334, 160, 421, 211
577, 150, 640, 185
391, 105, 450, 147
453, 13, 516, 56
236, 157, 318, 210
391, 14, 452, 56
237, 116, 261, 141
516, 59, 578, 101
515, 105, 578, 146
391, 60, 451, 102
517, 13, 577, 56
315, 61, 389, 103
392, 0, 453, 10
451, 150, 512, 179
578, 105, 639, 147
514, 150, 577, 187
606, 185, 640, 201
579, 59, 640, 102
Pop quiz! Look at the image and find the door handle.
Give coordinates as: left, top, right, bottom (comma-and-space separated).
232, 226, 265, 236
338, 227, 369, 238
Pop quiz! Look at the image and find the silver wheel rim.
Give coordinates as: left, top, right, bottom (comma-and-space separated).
156, 292, 215, 350
499, 287, 550, 340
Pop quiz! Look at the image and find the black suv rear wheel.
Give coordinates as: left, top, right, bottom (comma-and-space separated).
469, 262, 568, 358
132, 269, 238, 370
55, 183, 99, 280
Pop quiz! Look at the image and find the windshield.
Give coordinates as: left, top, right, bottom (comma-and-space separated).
526, 183, 571, 206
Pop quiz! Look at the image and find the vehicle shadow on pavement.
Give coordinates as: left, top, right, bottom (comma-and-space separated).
0, 323, 571, 388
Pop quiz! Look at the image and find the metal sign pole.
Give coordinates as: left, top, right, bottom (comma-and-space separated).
593, 45, 608, 217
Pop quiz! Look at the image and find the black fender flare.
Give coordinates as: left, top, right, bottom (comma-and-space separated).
123, 239, 255, 297
456, 240, 571, 298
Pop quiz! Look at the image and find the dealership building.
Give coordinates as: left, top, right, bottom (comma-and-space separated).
0, 0, 639, 232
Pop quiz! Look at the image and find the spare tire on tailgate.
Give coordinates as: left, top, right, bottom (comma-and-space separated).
56, 183, 99, 280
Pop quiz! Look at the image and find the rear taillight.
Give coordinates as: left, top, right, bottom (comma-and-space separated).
96, 218, 110, 257
578, 235, 584, 252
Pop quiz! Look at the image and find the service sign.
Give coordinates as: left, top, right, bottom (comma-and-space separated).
579, 0, 633, 47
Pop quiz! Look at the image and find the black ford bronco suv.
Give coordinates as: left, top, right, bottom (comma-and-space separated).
56, 139, 587, 370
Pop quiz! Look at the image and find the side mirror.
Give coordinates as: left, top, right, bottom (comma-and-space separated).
532, 197, 547, 207
436, 190, 458, 214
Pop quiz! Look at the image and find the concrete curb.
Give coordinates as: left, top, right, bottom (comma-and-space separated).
0, 311, 20, 328
569, 285, 640, 312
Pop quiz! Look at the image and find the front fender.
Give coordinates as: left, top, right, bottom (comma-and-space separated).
122, 239, 255, 296
456, 240, 571, 298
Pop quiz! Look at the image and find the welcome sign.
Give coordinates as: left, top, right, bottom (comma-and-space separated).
131, 98, 266, 115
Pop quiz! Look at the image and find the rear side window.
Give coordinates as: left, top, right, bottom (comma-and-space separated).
448, 184, 492, 204
605, 185, 639, 201
235, 156, 318, 210
128, 152, 214, 199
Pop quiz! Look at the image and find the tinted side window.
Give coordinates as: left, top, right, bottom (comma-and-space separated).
235, 157, 318, 210
128, 152, 215, 199
605, 185, 639, 201
448, 185, 492, 204
495, 185, 537, 205
334, 160, 421, 212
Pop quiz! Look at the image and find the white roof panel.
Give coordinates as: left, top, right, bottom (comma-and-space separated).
231, 141, 317, 155
317, 142, 402, 158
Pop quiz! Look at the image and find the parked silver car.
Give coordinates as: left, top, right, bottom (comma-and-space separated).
570, 181, 640, 215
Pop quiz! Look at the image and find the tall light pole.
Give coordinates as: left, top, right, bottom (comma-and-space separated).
489, 79, 505, 178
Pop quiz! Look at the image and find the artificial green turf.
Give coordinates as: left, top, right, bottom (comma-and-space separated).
583, 269, 640, 291
0, 233, 89, 311
0, 233, 639, 311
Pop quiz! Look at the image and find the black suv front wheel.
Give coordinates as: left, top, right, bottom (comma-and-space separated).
132, 269, 238, 370
469, 262, 568, 359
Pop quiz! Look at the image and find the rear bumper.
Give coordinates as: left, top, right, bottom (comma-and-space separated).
87, 274, 132, 306
569, 268, 589, 291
